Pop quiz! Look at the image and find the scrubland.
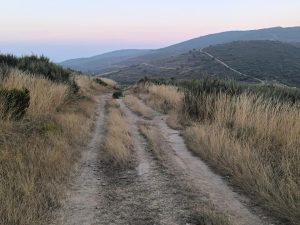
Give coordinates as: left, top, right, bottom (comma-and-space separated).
0, 55, 108, 225
137, 78, 300, 224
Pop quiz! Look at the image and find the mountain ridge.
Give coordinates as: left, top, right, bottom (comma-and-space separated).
60, 26, 300, 74
103, 40, 300, 87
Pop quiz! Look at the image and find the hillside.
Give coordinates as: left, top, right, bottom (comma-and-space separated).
103, 50, 257, 84
60, 49, 151, 73
61, 26, 300, 74
136, 26, 300, 61
204, 40, 300, 87
103, 40, 300, 87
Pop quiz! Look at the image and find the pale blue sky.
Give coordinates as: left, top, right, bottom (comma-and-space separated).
0, 0, 299, 61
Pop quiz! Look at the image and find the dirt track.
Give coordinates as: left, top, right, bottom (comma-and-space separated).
52, 94, 276, 225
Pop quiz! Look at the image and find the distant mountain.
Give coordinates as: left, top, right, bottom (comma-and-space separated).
133, 26, 300, 61
104, 40, 300, 87
60, 26, 300, 74
60, 49, 151, 73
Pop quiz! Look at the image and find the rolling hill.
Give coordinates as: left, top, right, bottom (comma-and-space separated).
204, 41, 300, 87
61, 49, 151, 74
104, 40, 300, 87
61, 26, 300, 74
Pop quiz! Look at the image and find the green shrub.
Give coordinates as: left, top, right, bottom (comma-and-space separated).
112, 91, 123, 99
0, 88, 30, 120
69, 78, 80, 94
95, 78, 108, 86
0, 54, 71, 83
138, 76, 178, 86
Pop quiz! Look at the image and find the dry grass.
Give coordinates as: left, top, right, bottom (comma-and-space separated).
124, 95, 154, 119
98, 77, 118, 88
102, 100, 134, 166
144, 84, 183, 113
138, 122, 165, 160
76, 75, 107, 97
166, 111, 182, 130
0, 71, 104, 225
183, 93, 300, 224
137, 82, 299, 223
2, 69, 69, 116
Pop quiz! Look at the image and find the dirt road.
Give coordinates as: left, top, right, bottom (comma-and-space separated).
52, 94, 276, 225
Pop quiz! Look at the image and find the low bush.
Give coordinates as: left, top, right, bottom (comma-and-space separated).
0, 88, 30, 120
95, 78, 108, 86
69, 78, 80, 94
0, 54, 72, 83
1, 70, 69, 116
112, 90, 123, 99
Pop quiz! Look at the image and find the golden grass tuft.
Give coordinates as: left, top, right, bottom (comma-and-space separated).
138, 122, 165, 160
75, 75, 107, 97
2, 69, 69, 116
124, 95, 154, 119
98, 77, 118, 88
166, 111, 183, 130
102, 100, 134, 166
144, 84, 183, 113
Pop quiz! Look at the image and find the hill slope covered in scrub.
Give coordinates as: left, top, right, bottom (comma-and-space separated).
103, 40, 300, 87
0, 54, 73, 83
61, 26, 300, 74
60, 49, 151, 74
203, 40, 300, 87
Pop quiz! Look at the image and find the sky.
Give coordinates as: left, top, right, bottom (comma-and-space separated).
0, 0, 299, 62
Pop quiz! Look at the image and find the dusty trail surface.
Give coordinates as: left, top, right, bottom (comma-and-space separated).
51, 94, 110, 225
52, 94, 276, 225
152, 115, 274, 225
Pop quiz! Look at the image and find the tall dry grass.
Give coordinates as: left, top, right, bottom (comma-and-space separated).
124, 95, 154, 119
102, 100, 134, 166
2, 69, 69, 116
144, 84, 183, 113
183, 93, 300, 224
0, 71, 103, 225
76, 75, 107, 97
98, 77, 118, 88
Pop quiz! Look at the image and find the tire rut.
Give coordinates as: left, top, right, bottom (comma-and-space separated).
117, 99, 184, 225
153, 116, 275, 225
51, 94, 110, 225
